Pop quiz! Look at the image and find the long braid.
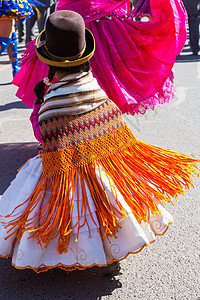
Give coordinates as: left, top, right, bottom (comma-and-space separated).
34, 63, 90, 104
34, 66, 57, 104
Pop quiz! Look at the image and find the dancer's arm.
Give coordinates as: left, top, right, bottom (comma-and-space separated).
30, 104, 43, 143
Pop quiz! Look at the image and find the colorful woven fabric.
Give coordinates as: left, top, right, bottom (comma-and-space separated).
40, 100, 126, 153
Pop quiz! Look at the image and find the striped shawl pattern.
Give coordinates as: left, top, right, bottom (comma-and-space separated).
38, 71, 107, 122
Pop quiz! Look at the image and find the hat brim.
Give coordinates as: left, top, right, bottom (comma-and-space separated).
36, 28, 95, 67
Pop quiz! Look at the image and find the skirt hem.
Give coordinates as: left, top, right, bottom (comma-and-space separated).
0, 219, 174, 273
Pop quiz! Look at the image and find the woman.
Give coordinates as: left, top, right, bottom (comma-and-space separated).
13, 0, 187, 114
182, 0, 199, 55
0, 11, 198, 274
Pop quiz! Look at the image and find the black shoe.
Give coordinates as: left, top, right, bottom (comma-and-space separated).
18, 37, 23, 43
101, 261, 121, 276
192, 50, 199, 55
191, 47, 199, 55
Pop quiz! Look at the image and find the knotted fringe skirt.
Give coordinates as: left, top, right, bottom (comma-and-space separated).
0, 135, 199, 273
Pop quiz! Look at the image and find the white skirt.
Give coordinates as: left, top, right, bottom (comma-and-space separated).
0, 155, 174, 272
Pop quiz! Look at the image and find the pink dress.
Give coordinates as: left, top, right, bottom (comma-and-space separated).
13, 0, 187, 114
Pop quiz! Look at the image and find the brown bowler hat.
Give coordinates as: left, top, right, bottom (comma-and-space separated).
36, 10, 95, 67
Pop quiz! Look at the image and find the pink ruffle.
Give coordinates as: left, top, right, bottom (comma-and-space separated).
121, 76, 175, 115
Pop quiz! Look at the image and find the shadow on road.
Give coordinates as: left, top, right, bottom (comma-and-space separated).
0, 101, 30, 111
0, 143, 122, 299
0, 82, 12, 86
0, 143, 38, 194
176, 54, 200, 63
0, 60, 10, 65
0, 259, 122, 299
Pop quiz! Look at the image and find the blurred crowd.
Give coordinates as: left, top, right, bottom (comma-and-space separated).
1, 0, 199, 80
16, 0, 57, 44
16, 0, 199, 55
16, 0, 140, 44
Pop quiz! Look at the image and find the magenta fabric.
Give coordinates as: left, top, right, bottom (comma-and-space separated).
132, 0, 187, 55
13, 0, 186, 114
56, 0, 130, 22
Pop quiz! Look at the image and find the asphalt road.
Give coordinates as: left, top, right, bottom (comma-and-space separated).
0, 40, 200, 300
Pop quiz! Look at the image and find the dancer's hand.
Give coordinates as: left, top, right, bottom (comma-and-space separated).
34, 98, 43, 105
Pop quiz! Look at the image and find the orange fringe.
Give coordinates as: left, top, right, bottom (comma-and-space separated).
1, 126, 199, 254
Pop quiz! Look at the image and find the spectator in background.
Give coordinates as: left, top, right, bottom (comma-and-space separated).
26, 5, 41, 44
182, 0, 200, 55
37, 0, 51, 32
26, 0, 56, 44
130, 0, 139, 10
50, 0, 57, 14
17, 19, 25, 43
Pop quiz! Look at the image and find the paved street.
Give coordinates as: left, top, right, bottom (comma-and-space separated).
0, 40, 200, 300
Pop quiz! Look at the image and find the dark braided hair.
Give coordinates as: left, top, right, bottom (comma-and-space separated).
34, 62, 90, 105
34, 66, 57, 104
